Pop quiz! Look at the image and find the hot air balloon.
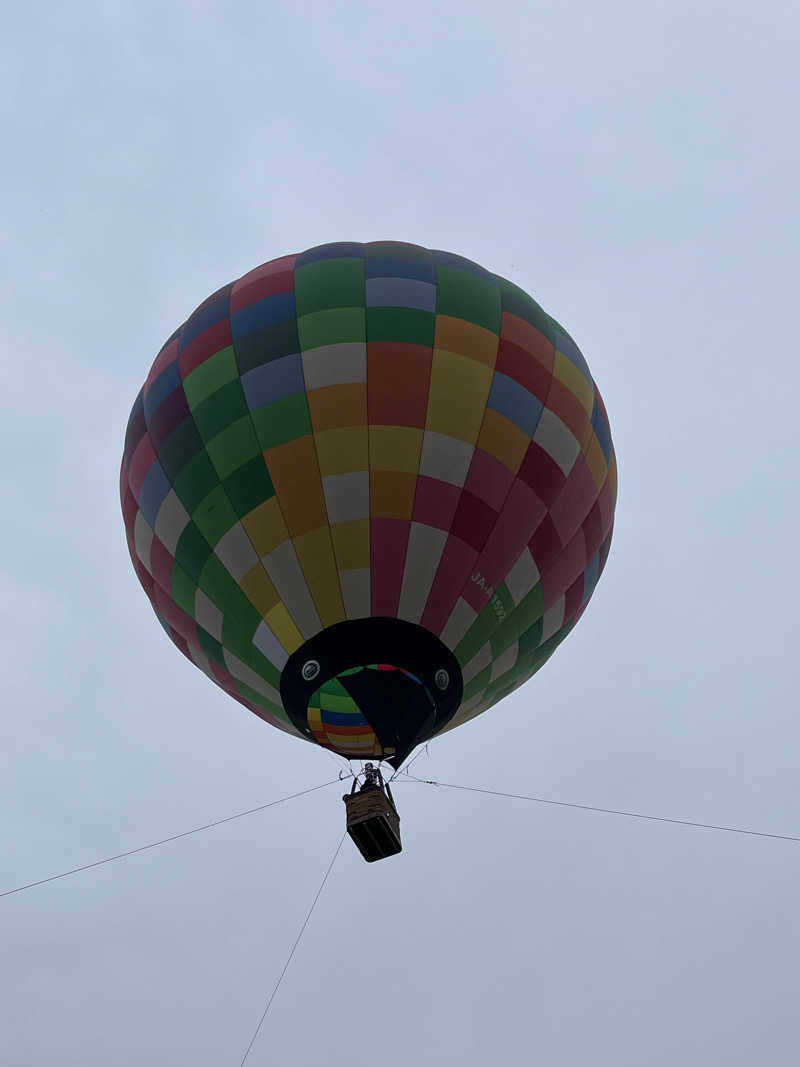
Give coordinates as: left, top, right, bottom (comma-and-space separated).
121, 241, 616, 860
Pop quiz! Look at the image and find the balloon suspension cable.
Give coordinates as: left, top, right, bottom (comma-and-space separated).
0, 779, 340, 901
389, 742, 431, 781
397, 773, 800, 846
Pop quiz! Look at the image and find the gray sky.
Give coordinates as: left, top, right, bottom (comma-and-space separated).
2, 2, 799, 1064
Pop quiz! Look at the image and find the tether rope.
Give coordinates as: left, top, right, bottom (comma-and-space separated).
398, 775, 800, 845
1, 779, 340, 900
239, 831, 346, 1065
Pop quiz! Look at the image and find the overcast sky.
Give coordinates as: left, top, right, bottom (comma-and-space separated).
2, 2, 799, 1064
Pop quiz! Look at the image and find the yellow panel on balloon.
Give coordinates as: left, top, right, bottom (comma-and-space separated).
426, 350, 492, 444
293, 526, 346, 627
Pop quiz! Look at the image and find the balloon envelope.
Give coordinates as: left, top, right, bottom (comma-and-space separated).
121, 242, 616, 765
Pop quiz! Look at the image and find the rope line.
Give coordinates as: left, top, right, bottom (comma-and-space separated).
392, 742, 431, 781
239, 831, 346, 1065
1, 780, 340, 900
400, 775, 800, 845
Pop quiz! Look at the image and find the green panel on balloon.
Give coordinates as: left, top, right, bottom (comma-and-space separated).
366, 307, 436, 345
237, 322, 300, 372
206, 417, 261, 481
173, 452, 220, 515
184, 348, 239, 410
435, 267, 501, 333
251, 395, 312, 450
192, 381, 248, 442
297, 308, 366, 349
174, 522, 214, 583
159, 419, 204, 483
224, 456, 275, 517
295, 259, 365, 315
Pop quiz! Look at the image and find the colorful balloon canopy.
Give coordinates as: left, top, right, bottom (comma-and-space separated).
121, 241, 616, 766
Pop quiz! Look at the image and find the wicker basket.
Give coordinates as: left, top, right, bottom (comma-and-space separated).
344, 787, 402, 862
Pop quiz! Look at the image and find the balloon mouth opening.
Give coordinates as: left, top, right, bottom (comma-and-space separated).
308, 664, 436, 760
280, 618, 463, 769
